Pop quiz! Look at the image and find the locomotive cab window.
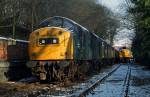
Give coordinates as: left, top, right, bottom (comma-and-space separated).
39, 38, 59, 45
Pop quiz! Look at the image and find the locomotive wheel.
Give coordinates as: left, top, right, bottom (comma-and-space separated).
48, 63, 65, 82
54, 69, 64, 81
51, 64, 58, 81
67, 62, 77, 81
39, 61, 47, 80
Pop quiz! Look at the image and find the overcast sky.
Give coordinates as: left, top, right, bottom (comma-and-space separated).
99, 0, 124, 12
98, 0, 134, 47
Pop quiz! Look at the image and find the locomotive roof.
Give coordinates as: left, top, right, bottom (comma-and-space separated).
38, 16, 112, 47
38, 16, 88, 32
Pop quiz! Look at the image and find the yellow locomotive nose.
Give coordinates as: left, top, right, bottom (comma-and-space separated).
29, 27, 73, 60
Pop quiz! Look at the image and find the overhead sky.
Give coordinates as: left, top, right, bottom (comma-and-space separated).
98, 0, 134, 48
98, 0, 124, 12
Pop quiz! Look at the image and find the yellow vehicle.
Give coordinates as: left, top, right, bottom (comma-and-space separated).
28, 27, 74, 81
119, 47, 133, 63
29, 27, 73, 61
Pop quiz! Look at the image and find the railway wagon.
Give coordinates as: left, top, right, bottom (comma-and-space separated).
28, 16, 118, 81
0, 37, 30, 81
114, 49, 120, 63
0, 37, 28, 61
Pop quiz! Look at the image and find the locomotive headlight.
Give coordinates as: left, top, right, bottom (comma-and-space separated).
52, 38, 59, 44
39, 39, 45, 45
53, 39, 57, 44
41, 40, 45, 44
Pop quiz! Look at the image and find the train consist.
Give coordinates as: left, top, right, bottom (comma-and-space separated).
119, 47, 133, 63
27, 16, 119, 81
0, 37, 29, 81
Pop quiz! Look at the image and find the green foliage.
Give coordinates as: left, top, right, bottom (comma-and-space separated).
130, 0, 150, 65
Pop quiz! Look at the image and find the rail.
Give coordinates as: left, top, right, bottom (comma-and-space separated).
78, 64, 121, 97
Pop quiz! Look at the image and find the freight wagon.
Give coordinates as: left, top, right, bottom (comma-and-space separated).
0, 37, 30, 81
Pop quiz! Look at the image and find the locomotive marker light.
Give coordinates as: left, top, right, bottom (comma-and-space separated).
41, 40, 45, 44
53, 39, 57, 44
77, 43, 80, 48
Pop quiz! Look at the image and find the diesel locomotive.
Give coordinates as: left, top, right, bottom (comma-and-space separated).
119, 47, 133, 63
27, 16, 119, 81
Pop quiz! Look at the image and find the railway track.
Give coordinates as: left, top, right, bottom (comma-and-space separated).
78, 64, 121, 97
122, 63, 131, 97
1, 64, 133, 97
